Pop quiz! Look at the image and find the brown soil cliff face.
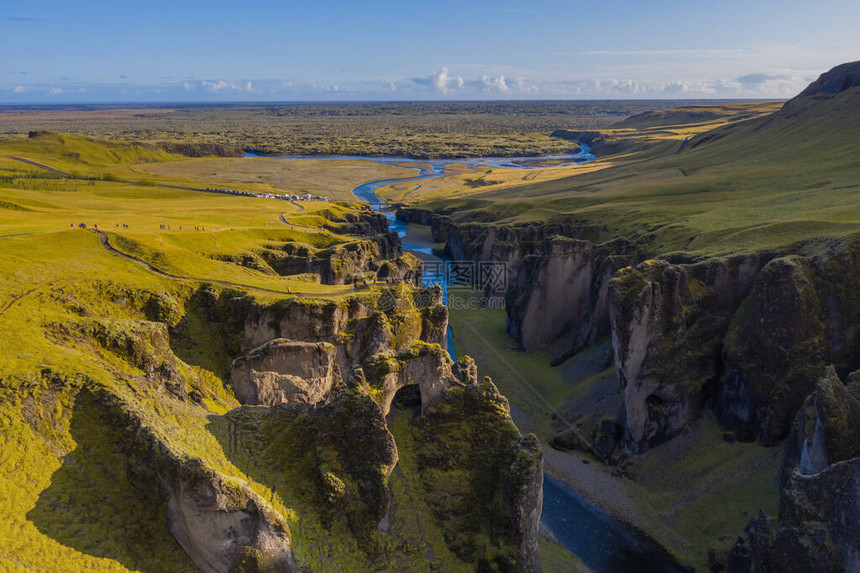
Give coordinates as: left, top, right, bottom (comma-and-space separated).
230, 339, 338, 406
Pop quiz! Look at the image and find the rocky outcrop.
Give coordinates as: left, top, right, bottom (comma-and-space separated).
509, 434, 544, 573
781, 366, 860, 482
236, 285, 447, 371
315, 389, 399, 538
717, 257, 826, 444
258, 233, 422, 285
414, 379, 543, 573
90, 388, 296, 573
49, 318, 202, 402
715, 244, 860, 445
362, 343, 470, 415
608, 256, 761, 452
726, 367, 860, 572
230, 339, 338, 406
728, 456, 860, 573
164, 462, 296, 573
326, 208, 390, 236
797, 60, 860, 98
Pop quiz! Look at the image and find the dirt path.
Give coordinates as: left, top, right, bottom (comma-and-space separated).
3, 155, 72, 176
279, 213, 315, 230
93, 230, 361, 298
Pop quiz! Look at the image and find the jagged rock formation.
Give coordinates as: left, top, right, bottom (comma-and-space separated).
609, 256, 762, 451
315, 389, 399, 539
234, 285, 448, 372
220, 233, 423, 286
91, 388, 298, 573
413, 379, 544, 573
193, 284, 544, 570
727, 367, 860, 572
362, 343, 468, 414
717, 257, 828, 444
781, 366, 860, 480
230, 339, 338, 406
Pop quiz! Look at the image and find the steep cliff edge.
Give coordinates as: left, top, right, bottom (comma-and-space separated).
608, 256, 762, 452
91, 388, 298, 573
221, 231, 422, 286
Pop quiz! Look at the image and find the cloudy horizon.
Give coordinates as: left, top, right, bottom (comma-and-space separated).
3, 0, 858, 103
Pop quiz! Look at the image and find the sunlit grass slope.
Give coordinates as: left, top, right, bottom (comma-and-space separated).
383, 102, 782, 207
0, 133, 485, 571
415, 91, 860, 256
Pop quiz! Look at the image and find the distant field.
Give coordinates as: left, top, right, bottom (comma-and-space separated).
143, 156, 417, 202
0, 100, 759, 158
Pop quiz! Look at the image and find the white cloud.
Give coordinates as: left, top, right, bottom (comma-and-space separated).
245, 81, 254, 92
481, 74, 509, 93
424, 67, 464, 94
202, 80, 233, 92
48, 87, 62, 95
13, 86, 25, 93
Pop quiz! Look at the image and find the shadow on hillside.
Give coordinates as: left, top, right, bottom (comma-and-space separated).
27, 391, 196, 572
168, 289, 248, 383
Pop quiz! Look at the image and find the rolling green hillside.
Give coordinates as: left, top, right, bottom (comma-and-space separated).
417, 63, 860, 257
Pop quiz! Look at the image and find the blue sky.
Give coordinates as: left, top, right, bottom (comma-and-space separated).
2, 0, 859, 102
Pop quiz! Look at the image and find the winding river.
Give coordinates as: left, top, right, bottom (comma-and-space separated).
263, 148, 689, 572
342, 150, 688, 572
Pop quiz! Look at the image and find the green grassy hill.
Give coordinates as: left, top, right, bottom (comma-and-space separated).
417, 63, 860, 257
0, 131, 561, 572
